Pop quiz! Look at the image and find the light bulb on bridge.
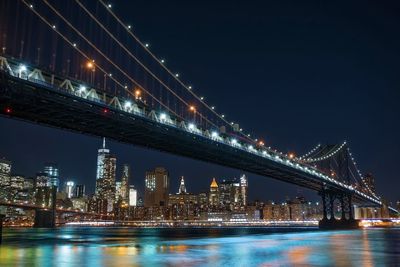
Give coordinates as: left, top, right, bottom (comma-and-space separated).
188, 123, 195, 131
160, 113, 167, 121
19, 65, 27, 72
189, 106, 196, 112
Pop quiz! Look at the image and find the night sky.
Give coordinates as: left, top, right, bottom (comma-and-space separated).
1, 0, 399, 203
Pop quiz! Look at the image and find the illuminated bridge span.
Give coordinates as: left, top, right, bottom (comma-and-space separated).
0, 0, 397, 228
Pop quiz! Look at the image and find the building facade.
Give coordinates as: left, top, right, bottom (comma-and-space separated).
144, 167, 169, 207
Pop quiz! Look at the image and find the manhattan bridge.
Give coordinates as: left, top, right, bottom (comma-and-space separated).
0, 0, 397, 229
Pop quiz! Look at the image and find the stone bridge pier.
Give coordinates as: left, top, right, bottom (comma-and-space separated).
319, 189, 360, 229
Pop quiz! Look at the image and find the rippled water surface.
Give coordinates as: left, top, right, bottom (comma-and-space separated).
0, 227, 399, 266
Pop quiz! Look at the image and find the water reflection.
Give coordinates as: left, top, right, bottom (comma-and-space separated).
0, 227, 399, 266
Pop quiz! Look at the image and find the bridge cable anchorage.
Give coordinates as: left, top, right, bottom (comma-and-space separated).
31, 0, 183, 120
97, 0, 255, 141
72, 0, 219, 129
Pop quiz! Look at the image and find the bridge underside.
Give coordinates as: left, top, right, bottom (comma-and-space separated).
0, 73, 375, 206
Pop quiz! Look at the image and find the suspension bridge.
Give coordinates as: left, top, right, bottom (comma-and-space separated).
0, 0, 397, 229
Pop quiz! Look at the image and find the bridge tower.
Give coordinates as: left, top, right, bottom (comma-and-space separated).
34, 186, 57, 228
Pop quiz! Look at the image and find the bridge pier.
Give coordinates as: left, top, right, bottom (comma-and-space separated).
34, 186, 57, 228
319, 189, 360, 230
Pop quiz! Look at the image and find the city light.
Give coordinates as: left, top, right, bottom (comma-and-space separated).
189, 106, 196, 112
211, 131, 218, 138
79, 86, 86, 93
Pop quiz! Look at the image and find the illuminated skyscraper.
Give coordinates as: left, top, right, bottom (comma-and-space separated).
43, 163, 59, 188
95, 138, 116, 212
178, 176, 187, 194
74, 184, 85, 198
239, 174, 248, 207
120, 164, 130, 202
129, 185, 137, 206
64, 181, 75, 198
209, 178, 219, 207
0, 158, 11, 187
144, 167, 169, 207
35, 172, 49, 188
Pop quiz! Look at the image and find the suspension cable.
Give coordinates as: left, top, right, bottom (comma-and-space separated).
98, 0, 253, 139
38, 0, 182, 119
22, 0, 181, 119
73, 0, 218, 129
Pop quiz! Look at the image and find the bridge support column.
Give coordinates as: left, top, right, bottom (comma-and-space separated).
34, 186, 57, 228
319, 189, 359, 230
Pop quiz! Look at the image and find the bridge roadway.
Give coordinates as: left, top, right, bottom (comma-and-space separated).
0, 57, 382, 208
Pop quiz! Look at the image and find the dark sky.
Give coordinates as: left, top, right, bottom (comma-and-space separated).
1, 0, 399, 203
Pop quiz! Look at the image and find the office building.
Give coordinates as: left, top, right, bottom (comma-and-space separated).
209, 178, 219, 207
144, 167, 169, 207
43, 163, 59, 188
74, 184, 85, 198
0, 158, 11, 187
129, 185, 137, 206
64, 181, 75, 198
95, 138, 117, 213
120, 164, 130, 202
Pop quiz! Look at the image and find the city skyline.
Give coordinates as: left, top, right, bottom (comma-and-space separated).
1, 0, 399, 205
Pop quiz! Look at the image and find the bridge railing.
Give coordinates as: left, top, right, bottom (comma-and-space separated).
0, 55, 382, 205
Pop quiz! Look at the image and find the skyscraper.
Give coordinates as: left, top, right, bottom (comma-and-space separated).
95, 138, 117, 213
178, 176, 187, 194
74, 184, 85, 198
43, 163, 59, 188
209, 178, 219, 207
129, 185, 137, 206
144, 167, 169, 207
239, 174, 248, 207
64, 181, 75, 198
0, 158, 11, 187
120, 164, 130, 202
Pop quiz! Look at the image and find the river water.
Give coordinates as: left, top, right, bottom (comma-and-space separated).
0, 227, 399, 266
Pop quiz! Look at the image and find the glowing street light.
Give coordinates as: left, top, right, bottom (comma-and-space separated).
134, 89, 141, 99
231, 139, 237, 145
189, 106, 196, 112
211, 131, 218, 138
188, 123, 195, 131
288, 153, 295, 159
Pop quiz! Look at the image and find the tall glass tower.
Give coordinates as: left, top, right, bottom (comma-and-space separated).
43, 163, 59, 189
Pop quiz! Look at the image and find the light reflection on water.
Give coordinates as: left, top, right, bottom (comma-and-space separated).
0, 227, 399, 266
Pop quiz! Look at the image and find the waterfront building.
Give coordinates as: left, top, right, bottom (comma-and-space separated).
95, 139, 116, 213
144, 167, 169, 207
239, 174, 248, 207
43, 163, 59, 188
129, 185, 137, 206
209, 178, 219, 208
74, 184, 85, 198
